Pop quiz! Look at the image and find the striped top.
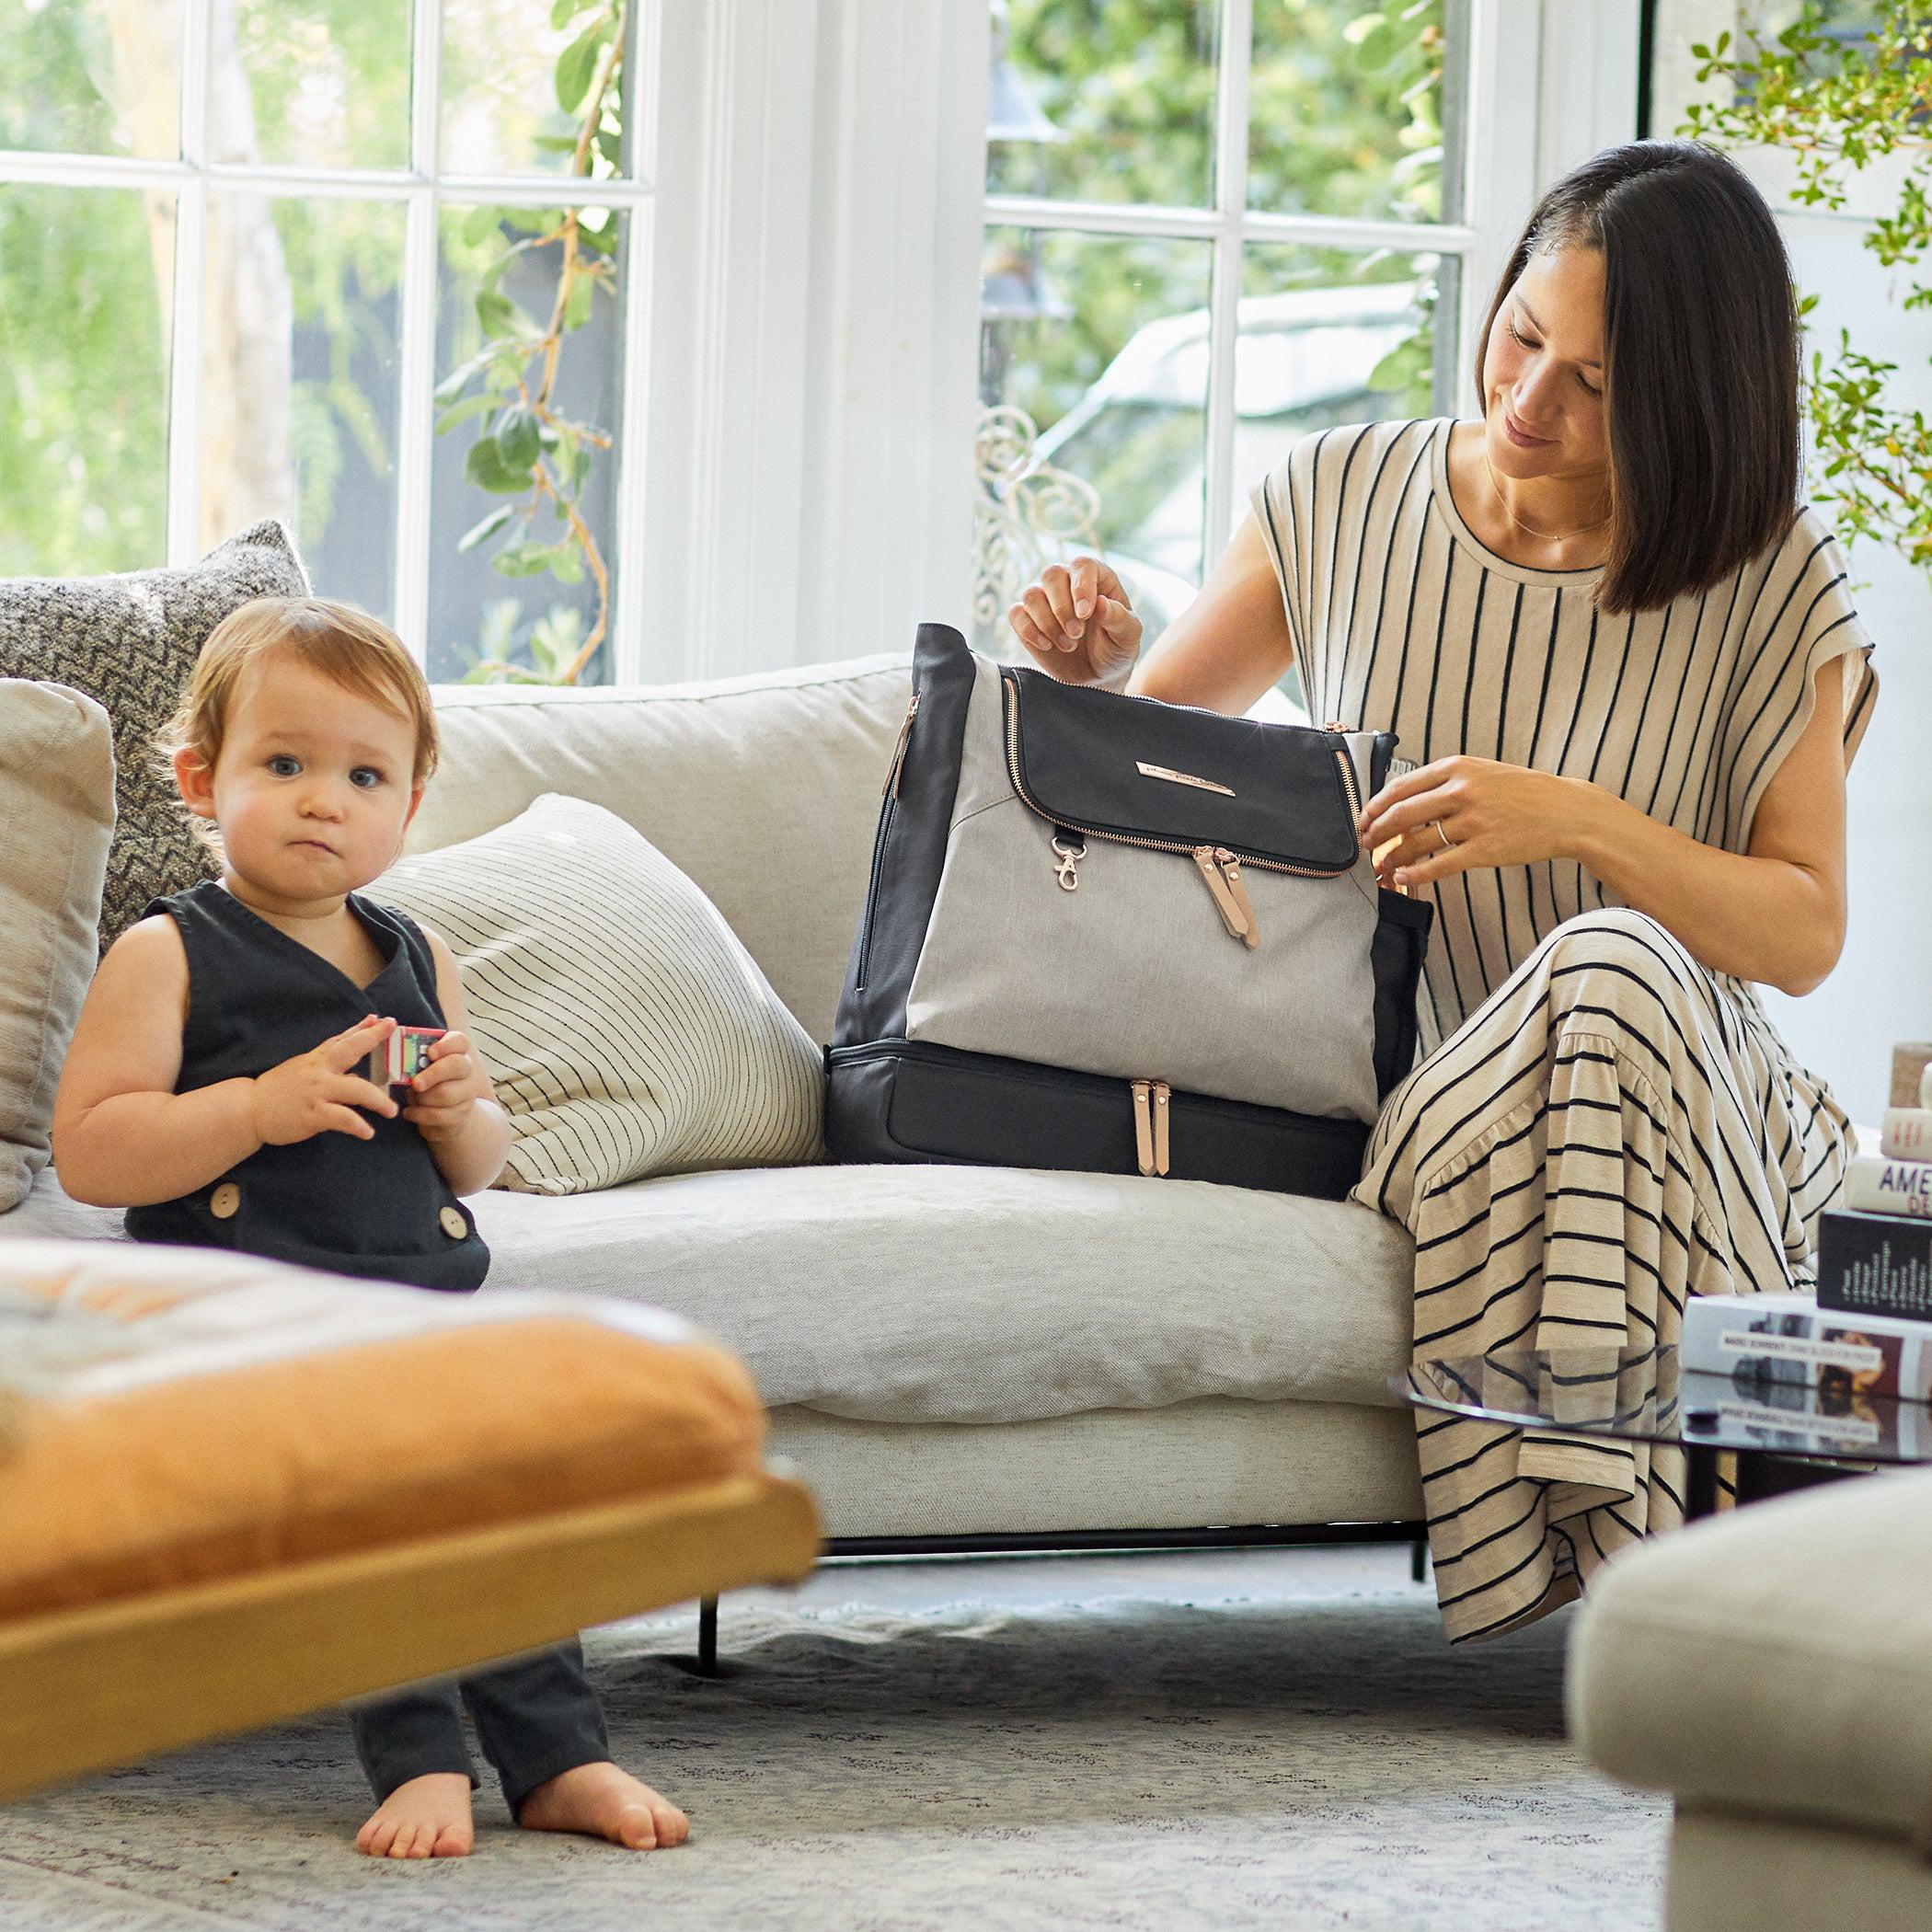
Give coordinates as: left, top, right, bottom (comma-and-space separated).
1250, 417, 1880, 1059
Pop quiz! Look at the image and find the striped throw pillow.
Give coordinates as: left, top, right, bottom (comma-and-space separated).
375, 793, 824, 1194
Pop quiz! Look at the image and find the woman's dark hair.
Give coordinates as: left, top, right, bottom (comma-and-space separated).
1472, 140, 1802, 615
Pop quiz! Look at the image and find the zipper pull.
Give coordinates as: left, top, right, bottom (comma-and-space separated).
1320, 722, 1364, 815
1151, 1080, 1171, 1176
882, 690, 921, 798
1213, 847, 1259, 950
1130, 1078, 1155, 1176
1191, 845, 1253, 945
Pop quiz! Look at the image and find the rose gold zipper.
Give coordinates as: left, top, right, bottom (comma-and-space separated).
882, 690, 921, 798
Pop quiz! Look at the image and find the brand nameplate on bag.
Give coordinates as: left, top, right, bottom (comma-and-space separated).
1135, 761, 1236, 797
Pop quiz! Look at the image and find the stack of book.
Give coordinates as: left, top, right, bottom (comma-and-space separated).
1679, 1042, 1932, 1435
1821, 1037, 1932, 1323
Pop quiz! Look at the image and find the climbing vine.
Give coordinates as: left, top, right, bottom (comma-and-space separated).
436, 0, 627, 682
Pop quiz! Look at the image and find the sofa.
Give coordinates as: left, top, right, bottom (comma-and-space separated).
1, 652, 1426, 1550
1568, 1465, 1932, 1929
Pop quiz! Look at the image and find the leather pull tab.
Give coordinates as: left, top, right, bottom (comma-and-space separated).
1151, 1081, 1171, 1177
1130, 1079, 1154, 1177
1191, 845, 1249, 941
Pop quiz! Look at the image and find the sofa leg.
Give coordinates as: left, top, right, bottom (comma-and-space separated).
697, 1595, 719, 1676
1410, 1537, 1427, 1584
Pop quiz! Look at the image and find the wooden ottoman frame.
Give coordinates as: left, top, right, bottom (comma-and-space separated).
0, 1467, 819, 1804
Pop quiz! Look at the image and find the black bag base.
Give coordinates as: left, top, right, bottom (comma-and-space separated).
825, 1039, 1369, 1201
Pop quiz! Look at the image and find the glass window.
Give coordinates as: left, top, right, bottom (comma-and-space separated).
986, 0, 1221, 210
0, 1, 184, 161
1248, 0, 1463, 223
1237, 243, 1461, 473
229, 1, 413, 171
978, 227, 1212, 655
200, 195, 406, 616
0, 0, 648, 687
0, 185, 171, 576
441, 0, 629, 179
974, 0, 1475, 703
428, 201, 626, 684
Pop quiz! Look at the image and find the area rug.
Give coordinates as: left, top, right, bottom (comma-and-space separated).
0, 1571, 1666, 1930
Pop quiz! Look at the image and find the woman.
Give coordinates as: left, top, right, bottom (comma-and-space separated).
1007, 141, 1880, 1643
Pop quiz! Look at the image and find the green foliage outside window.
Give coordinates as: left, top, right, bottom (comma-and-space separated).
1680, 1, 1932, 578
438, 0, 627, 684
989, 0, 1450, 444
0, 6, 169, 578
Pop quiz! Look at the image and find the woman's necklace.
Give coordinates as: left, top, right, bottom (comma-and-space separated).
1482, 447, 1611, 545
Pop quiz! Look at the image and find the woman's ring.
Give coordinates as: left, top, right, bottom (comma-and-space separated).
1433, 819, 1454, 852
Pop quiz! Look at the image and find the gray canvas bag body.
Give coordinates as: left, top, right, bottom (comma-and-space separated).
826, 624, 1433, 1196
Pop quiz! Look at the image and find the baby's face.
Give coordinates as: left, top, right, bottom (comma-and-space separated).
200, 655, 421, 904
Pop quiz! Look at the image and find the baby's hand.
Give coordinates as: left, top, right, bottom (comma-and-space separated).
252, 1017, 399, 1146
402, 1030, 488, 1143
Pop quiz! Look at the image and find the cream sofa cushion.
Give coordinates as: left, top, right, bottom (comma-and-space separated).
0, 682, 114, 1212
416, 656, 913, 1043
1568, 1465, 1932, 1848
0, 1161, 1419, 1428
375, 793, 824, 1193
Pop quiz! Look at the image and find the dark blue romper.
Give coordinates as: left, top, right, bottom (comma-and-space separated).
128, 881, 489, 1290
128, 882, 606, 1811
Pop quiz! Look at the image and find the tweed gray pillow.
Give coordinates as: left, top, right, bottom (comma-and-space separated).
0, 522, 311, 948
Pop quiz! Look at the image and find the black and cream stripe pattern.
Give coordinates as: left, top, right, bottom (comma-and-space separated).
377, 792, 825, 1196
1251, 418, 1879, 1642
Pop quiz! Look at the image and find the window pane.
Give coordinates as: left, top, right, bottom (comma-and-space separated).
975, 227, 1211, 657
986, 0, 1219, 210
0, 0, 182, 159
1236, 244, 1459, 490
441, 0, 629, 179
0, 185, 170, 575
227, 1, 412, 171
428, 203, 626, 685
1248, 0, 1466, 223
200, 195, 405, 616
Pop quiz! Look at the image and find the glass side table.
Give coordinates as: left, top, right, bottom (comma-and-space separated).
1397, 1344, 1932, 1520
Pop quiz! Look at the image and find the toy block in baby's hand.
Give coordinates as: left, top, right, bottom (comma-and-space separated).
365, 1025, 444, 1089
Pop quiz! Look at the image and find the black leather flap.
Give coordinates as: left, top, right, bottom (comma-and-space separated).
1000, 665, 1364, 870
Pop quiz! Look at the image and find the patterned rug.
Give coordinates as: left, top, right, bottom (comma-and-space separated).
0, 1569, 1666, 1931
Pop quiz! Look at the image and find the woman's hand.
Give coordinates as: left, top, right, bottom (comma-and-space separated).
400, 1029, 489, 1143
1355, 757, 1602, 891
1007, 558, 1142, 686
251, 1016, 399, 1146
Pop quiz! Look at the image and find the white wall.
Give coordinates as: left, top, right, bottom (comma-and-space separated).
1758, 201, 1932, 1126
634, 0, 987, 684
1650, 3, 1932, 1121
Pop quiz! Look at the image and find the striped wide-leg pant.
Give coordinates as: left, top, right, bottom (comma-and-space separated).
1352, 906, 1855, 1645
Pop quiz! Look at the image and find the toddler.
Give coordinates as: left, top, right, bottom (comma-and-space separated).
52, 597, 687, 1859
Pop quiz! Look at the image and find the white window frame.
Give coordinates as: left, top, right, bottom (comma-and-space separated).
0, 0, 664, 680
637, 0, 1639, 681
978, 0, 1643, 573
0, 1, 1639, 684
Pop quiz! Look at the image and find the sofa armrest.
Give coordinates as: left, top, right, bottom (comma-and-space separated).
1566, 1466, 1932, 1850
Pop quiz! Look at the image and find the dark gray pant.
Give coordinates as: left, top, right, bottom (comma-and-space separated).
350, 1639, 609, 1816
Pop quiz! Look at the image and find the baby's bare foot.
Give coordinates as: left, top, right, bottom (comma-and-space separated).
355, 1771, 475, 1858
516, 1761, 688, 1850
